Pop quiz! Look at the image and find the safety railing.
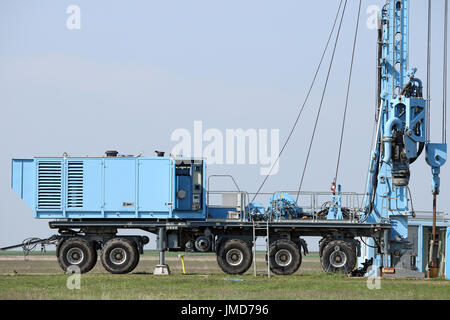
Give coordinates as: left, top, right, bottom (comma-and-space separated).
206, 175, 447, 223
206, 190, 250, 221
412, 211, 448, 223
250, 190, 365, 222
206, 176, 365, 222
206, 175, 250, 221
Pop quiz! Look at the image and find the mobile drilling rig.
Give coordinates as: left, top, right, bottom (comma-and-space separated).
3, 0, 449, 278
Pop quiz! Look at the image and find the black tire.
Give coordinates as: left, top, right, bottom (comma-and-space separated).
269, 239, 302, 275
100, 238, 139, 274
217, 239, 253, 275
321, 240, 356, 274
57, 237, 97, 274
195, 236, 212, 252
130, 243, 141, 271
319, 238, 331, 268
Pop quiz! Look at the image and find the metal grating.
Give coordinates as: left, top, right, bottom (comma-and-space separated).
38, 161, 62, 209
67, 161, 84, 208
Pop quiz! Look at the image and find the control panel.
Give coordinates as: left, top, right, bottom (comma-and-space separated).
175, 160, 203, 211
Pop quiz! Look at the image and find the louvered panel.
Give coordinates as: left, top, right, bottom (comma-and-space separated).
38, 161, 62, 209
67, 161, 84, 208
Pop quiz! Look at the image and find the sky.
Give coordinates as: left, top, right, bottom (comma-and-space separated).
0, 0, 448, 252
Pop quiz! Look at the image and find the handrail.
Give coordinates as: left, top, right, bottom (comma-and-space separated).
207, 175, 241, 192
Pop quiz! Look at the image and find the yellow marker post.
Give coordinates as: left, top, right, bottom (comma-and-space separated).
178, 254, 186, 274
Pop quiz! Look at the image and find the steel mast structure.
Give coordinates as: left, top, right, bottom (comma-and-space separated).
360, 0, 447, 275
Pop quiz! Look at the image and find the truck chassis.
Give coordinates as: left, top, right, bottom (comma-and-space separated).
45, 219, 390, 276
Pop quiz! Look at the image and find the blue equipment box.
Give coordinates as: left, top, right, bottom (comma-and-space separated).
11, 155, 206, 220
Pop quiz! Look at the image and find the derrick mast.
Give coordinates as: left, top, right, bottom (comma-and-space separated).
362, 0, 429, 270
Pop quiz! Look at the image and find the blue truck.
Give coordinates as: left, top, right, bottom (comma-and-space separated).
8, 150, 448, 278
9, 150, 391, 276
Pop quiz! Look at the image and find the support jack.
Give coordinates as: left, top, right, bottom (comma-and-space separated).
153, 264, 171, 275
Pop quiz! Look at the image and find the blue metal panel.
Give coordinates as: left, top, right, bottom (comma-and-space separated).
447, 228, 450, 279
208, 207, 231, 219
390, 216, 408, 240
172, 211, 204, 219
137, 158, 172, 217
77, 159, 103, 215
104, 158, 136, 214
418, 226, 423, 273
175, 175, 192, 211
11, 159, 35, 210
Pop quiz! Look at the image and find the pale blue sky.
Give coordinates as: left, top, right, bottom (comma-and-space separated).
0, 0, 448, 251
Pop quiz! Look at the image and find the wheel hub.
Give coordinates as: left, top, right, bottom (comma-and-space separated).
110, 248, 127, 265
67, 248, 84, 265
226, 249, 244, 266
329, 246, 347, 268
275, 249, 293, 267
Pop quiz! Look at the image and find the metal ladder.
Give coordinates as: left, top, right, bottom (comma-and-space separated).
252, 219, 271, 278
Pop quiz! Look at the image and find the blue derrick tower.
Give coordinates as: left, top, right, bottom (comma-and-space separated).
360, 0, 447, 273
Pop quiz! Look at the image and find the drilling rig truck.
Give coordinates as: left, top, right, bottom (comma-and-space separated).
3, 0, 449, 279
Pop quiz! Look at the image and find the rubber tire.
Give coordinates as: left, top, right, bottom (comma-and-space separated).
101, 238, 139, 274
217, 239, 253, 275
269, 240, 302, 275
195, 236, 212, 252
57, 237, 97, 274
321, 240, 356, 274
130, 243, 140, 271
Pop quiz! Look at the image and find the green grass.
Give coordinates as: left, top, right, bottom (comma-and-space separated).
0, 253, 448, 300
0, 272, 448, 300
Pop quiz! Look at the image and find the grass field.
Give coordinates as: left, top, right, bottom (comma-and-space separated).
0, 251, 449, 300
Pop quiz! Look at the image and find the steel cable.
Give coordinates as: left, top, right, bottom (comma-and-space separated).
250, 0, 345, 202
333, 0, 362, 185
21, 237, 41, 257
443, 0, 448, 144
295, 0, 348, 203
427, 0, 432, 140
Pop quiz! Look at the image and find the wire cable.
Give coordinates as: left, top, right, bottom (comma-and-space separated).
359, 236, 379, 249
334, 0, 362, 185
443, 0, 448, 144
295, 0, 348, 203
427, 0, 432, 140
250, 0, 345, 202
407, 186, 416, 218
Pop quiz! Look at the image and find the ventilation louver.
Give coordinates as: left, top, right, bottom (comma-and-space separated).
38, 161, 62, 209
67, 161, 84, 208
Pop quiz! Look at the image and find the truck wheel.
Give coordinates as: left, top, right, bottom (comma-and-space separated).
57, 237, 97, 274
101, 238, 139, 274
131, 243, 140, 271
321, 240, 356, 274
269, 239, 302, 275
217, 239, 252, 275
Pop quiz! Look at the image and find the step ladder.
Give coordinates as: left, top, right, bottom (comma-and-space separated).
252, 219, 271, 278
